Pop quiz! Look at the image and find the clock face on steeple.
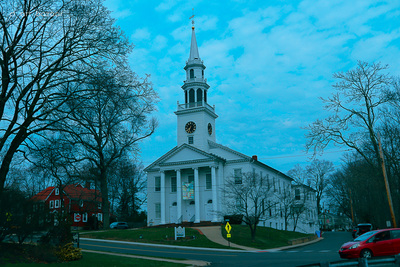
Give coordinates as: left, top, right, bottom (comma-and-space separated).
185, 121, 196, 133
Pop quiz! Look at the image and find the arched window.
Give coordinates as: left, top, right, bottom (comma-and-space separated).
172, 202, 177, 206
197, 89, 202, 103
189, 89, 195, 103
204, 90, 207, 103
207, 199, 212, 204
190, 69, 194, 79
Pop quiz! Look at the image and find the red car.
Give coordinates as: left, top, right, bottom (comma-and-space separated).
339, 228, 400, 259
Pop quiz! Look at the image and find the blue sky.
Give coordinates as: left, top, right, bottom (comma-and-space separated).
104, 0, 400, 173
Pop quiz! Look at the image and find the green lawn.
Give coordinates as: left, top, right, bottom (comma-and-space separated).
80, 225, 313, 251
221, 225, 313, 249
4, 251, 185, 267
80, 227, 231, 249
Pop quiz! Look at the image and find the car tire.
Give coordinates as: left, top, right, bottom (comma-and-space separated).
360, 249, 372, 258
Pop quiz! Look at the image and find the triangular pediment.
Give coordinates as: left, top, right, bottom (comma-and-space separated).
144, 144, 225, 172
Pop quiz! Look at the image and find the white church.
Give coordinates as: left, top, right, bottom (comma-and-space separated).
145, 23, 318, 234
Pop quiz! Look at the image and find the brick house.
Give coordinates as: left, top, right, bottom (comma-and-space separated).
31, 183, 104, 229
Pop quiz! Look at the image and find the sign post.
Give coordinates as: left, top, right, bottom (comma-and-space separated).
225, 222, 232, 247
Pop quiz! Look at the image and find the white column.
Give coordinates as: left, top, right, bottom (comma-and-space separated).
176, 169, 182, 224
194, 168, 200, 223
160, 171, 166, 225
211, 166, 218, 222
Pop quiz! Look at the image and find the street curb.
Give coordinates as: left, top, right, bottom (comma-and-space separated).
82, 249, 211, 266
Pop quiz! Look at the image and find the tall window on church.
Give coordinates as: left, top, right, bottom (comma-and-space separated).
206, 174, 212, 190
188, 175, 194, 184
295, 188, 301, 200
202, 69, 204, 78
234, 169, 242, 184
189, 89, 195, 103
190, 69, 194, 79
155, 203, 161, 218
197, 89, 202, 103
185, 90, 188, 104
155, 176, 161, 192
171, 177, 177, 192
204, 90, 207, 103
188, 136, 194, 144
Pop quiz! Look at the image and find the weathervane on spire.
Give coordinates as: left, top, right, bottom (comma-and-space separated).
189, 8, 195, 29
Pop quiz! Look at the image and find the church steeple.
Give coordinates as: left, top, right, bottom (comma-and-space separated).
175, 22, 218, 151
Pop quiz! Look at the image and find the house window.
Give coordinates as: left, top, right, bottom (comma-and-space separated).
83, 213, 88, 222
155, 203, 161, 219
97, 213, 102, 222
171, 177, 177, 192
234, 169, 242, 184
295, 189, 301, 200
55, 199, 60, 208
55, 188, 59, 195
98, 203, 102, 209
49, 200, 54, 209
80, 200, 84, 207
155, 176, 161, 192
206, 174, 212, 190
188, 136, 194, 144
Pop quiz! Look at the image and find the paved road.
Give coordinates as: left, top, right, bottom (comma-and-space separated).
80, 231, 354, 267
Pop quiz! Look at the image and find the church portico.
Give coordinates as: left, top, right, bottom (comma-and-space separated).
154, 163, 219, 225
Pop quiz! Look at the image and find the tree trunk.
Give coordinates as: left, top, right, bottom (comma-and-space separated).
100, 168, 109, 229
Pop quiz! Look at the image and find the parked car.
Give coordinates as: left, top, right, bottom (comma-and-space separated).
339, 228, 400, 259
109, 222, 129, 229
352, 223, 373, 238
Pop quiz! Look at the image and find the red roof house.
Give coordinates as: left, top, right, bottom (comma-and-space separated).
31, 183, 104, 229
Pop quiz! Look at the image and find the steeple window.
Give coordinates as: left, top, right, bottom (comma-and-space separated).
185, 91, 188, 104
204, 90, 207, 103
197, 89, 203, 104
190, 69, 194, 79
189, 89, 195, 107
202, 70, 204, 78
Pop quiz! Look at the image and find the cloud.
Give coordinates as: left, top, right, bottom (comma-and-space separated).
131, 28, 151, 41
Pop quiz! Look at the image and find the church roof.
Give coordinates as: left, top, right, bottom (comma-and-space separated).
208, 140, 293, 182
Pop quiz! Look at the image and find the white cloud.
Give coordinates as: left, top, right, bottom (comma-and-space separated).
131, 28, 151, 41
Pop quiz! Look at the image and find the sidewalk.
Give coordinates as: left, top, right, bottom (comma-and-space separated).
194, 226, 258, 251
193, 226, 323, 251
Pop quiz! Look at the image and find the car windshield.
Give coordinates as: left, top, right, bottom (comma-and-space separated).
354, 230, 378, 241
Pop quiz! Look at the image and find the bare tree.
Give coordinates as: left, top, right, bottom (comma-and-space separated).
306, 159, 334, 214
223, 172, 276, 241
287, 164, 308, 185
306, 61, 395, 167
50, 67, 157, 228
0, 0, 132, 196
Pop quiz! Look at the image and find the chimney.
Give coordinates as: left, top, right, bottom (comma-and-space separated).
252, 155, 258, 161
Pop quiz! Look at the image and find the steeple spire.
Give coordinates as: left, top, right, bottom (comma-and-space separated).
189, 14, 200, 61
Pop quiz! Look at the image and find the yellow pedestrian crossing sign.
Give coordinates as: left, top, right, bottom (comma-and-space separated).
225, 222, 231, 234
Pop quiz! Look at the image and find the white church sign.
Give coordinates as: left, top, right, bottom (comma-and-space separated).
175, 226, 185, 240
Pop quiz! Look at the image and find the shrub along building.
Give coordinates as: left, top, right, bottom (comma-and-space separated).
145, 23, 318, 233
31, 183, 104, 229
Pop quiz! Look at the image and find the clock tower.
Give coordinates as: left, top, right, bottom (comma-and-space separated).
175, 23, 218, 151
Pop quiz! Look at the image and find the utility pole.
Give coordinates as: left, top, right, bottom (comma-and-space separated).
377, 134, 397, 228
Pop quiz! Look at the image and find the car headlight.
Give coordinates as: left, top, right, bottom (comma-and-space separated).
349, 243, 360, 249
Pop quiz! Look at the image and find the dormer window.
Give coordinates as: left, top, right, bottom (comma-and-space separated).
55, 188, 59, 195
190, 69, 194, 79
